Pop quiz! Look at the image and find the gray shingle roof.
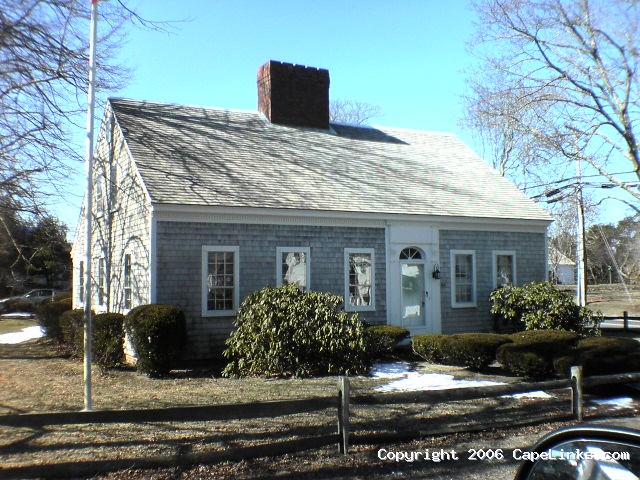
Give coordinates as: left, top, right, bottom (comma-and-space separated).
110, 98, 552, 222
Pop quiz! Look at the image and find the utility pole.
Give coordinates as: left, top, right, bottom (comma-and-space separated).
576, 159, 587, 307
83, 0, 99, 411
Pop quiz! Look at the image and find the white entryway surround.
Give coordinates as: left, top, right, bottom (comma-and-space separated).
386, 224, 441, 336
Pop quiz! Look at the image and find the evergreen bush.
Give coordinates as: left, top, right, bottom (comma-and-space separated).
554, 337, 640, 376
222, 284, 369, 378
412, 334, 449, 363
413, 333, 511, 370
93, 313, 125, 369
446, 333, 512, 370
497, 341, 572, 379
490, 282, 601, 336
36, 298, 72, 342
59, 309, 85, 355
508, 329, 579, 345
124, 304, 186, 377
367, 325, 409, 358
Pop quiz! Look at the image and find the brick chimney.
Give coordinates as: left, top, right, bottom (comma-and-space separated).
257, 60, 330, 130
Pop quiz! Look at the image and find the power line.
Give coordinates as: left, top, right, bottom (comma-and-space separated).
522, 171, 637, 192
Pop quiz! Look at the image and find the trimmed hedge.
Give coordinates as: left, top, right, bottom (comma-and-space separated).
125, 304, 186, 377
490, 282, 601, 336
93, 313, 125, 369
508, 329, 579, 346
59, 309, 85, 355
413, 333, 511, 370
412, 334, 449, 363
497, 341, 571, 379
223, 284, 370, 378
36, 298, 73, 342
58, 311, 127, 369
367, 325, 409, 359
554, 337, 640, 376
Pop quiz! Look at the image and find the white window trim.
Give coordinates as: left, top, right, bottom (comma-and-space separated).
95, 173, 105, 216
202, 246, 240, 317
450, 250, 477, 308
122, 251, 135, 314
96, 256, 107, 313
492, 250, 517, 289
344, 248, 375, 312
77, 260, 85, 306
276, 246, 311, 291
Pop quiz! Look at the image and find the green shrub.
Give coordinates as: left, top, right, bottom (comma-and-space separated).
554, 337, 640, 376
222, 284, 369, 378
490, 282, 600, 336
412, 334, 450, 363
508, 329, 579, 346
497, 341, 571, 379
367, 325, 409, 358
125, 304, 186, 377
413, 333, 511, 370
37, 298, 73, 342
446, 333, 512, 370
59, 309, 85, 355
577, 336, 640, 353
93, 313, 125, 369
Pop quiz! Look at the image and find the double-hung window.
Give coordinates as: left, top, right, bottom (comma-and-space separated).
123, 254, 132, 310
78, 261, 84, 304
450, 250, 476, 308
493, 251, 516, 289
344, 248, 375, 311
98, 258, 105, 306
202, 246, 239, 316
276, 247, 310, 291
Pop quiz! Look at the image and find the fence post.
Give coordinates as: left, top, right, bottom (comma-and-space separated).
337, 376, 350, 454
624, 311, 630, 331
571, 366, 583, 422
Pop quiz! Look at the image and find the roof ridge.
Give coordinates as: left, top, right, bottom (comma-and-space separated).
109, 97, 260, 117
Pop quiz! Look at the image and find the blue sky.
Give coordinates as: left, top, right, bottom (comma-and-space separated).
55, 0, 632, 240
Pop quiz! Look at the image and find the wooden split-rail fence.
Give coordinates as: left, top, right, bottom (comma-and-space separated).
1, 368, 640, 479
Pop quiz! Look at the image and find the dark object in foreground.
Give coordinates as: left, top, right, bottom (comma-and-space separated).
514, 425, 640, 480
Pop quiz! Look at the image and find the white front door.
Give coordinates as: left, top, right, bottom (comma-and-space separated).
401, 262, 425, 327
386, 225, 441, 335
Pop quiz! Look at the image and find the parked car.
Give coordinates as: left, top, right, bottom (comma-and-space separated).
0, 289, 57, 312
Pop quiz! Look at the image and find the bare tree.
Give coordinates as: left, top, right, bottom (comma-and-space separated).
466, 0, 640, 209
330, 99, 383, 126
0, 1, 138, 216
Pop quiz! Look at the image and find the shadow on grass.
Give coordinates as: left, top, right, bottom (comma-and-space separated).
0, 338, 70, 360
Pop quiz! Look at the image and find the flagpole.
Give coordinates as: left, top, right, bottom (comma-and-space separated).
83, 0, 99, 412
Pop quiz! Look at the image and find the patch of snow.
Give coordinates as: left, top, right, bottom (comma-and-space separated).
590, 397, 636, 411
1, 312, 35, 319
370, 361, 411, 379
0, 326, 44, 344
376, 372, 502, 392
371, 361, 555, 399
510, 391, 553, 399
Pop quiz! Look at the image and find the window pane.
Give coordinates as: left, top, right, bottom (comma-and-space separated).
207, 251, 235, 311
454, 254, 473, 303
496, 255, 514, 287
282, 251, 307, 290
348, 253, 372, 307
124, 254, 132, 310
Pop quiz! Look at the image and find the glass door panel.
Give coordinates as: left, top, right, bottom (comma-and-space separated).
401, 263, 424, 326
